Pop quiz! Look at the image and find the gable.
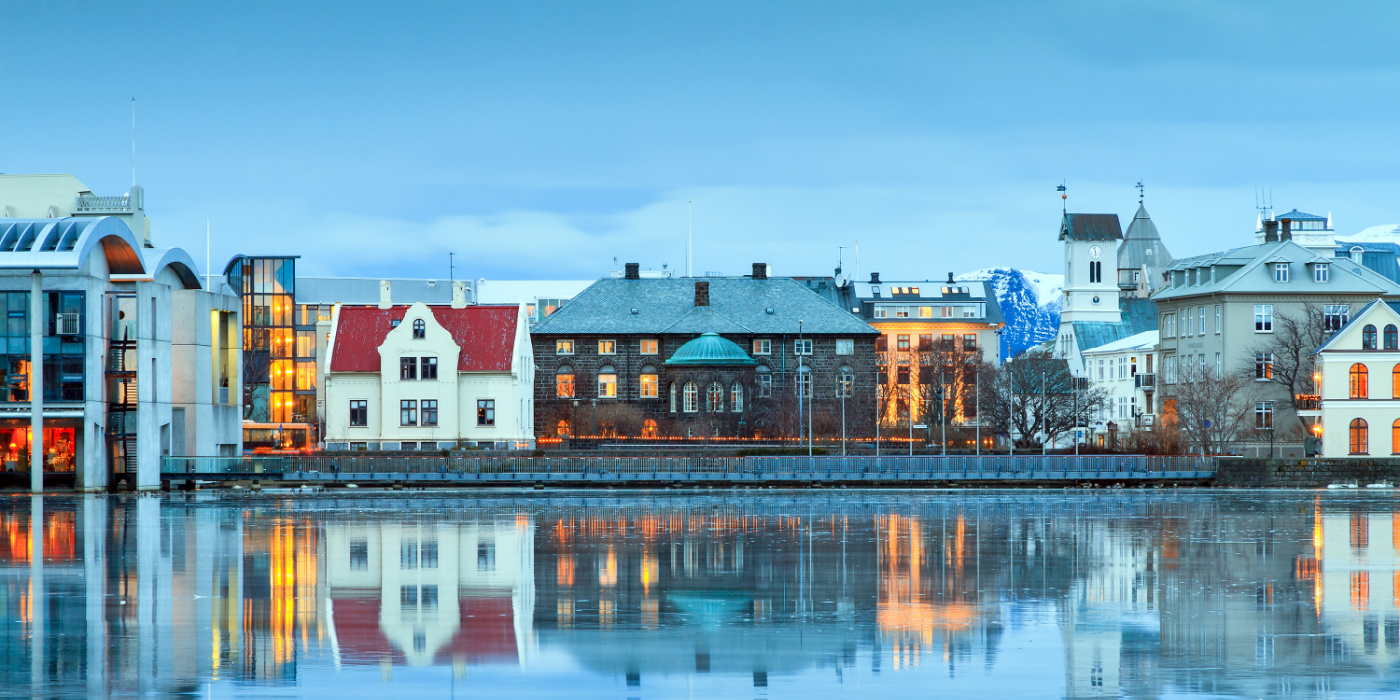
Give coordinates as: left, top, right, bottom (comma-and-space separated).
330, 304, 519, 372
1317, 298, 1400, 353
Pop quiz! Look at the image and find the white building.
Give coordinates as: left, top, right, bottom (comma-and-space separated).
0, 174, 241, 491
1080, 331, 1158, 446
323, 285, 534, 450
1313, 298, 1400, 457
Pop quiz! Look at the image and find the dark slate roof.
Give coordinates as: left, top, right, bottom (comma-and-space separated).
1059, 213, 1123, 242
664, 333, 757, 366
1120, 297, 1159, 335
531, 277, 880, 335
1276, 209, 1326, 221
1117, 204, 1173, 273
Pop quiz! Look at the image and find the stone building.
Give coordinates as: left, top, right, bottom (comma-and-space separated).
529, 264, 880, 440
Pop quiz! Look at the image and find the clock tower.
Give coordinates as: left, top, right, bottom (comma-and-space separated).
1059, 213, 1123, 325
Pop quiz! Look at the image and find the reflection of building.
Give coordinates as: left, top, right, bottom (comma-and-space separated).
324, 516, 535, 667
0, 174, 241, 488
1317, 509, 1400, 665
323, 295, 535, 451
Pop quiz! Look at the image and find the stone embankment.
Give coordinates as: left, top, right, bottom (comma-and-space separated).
1214, 458, 1400, 488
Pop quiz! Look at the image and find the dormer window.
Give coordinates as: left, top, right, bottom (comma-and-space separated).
871, 286, 881, 297
1273, 263, 1289, 283
1314, 263, 1329, 283
1351, 246, 1365, 265
412, 319, 425, 339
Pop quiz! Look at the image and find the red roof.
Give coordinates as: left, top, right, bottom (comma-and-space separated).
330, 305, 519, 373
329, 594, 517, 665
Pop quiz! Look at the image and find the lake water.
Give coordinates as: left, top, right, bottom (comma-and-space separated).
1, 489, 1398, 698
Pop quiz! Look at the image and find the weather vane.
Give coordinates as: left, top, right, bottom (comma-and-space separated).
1136, 180, 1144, 204
1057, 182, 1067, 214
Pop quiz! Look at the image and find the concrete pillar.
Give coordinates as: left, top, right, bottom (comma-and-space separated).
30, 271, 42, 494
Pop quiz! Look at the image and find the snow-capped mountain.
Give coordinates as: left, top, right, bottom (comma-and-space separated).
1344, 224, 1400, 242
957, 268, 1063, 360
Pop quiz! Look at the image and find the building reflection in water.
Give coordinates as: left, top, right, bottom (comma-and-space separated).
3, 493, 1400, 696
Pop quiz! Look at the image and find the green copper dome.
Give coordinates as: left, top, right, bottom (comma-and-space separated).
664, 332, 757, 367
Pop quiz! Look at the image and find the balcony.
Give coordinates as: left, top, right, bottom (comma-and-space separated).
1295, 394, 1321, 418
1134, 373, 1156, 389
73, 188, 142, 214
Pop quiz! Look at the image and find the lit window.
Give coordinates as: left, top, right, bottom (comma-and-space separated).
598, 340, 616, 355
1351, 418, 1369, 455
1255, 353, 1273, 380
556, 339, 574, 355
556, 367, 575, 398
640, 339, 659, 355
639, 368, 659, 399
1350, 363, 1369, 399
752, 339, 771, 355
919, 306, 932, 318
477, 399, 495, 426
597, 366, 617, 398
642, 419, 658, 438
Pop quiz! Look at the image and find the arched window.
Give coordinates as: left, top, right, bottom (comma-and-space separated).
1394, 366, 1400, 399
1394, 419, 1400, 455
731, 383, 743, 412
755, 365, 772, 397
1363, 325, 1378, 349
1351, 246, 1365, 265
797, 366, 812, 398
597, 365, 617, 398
1350, 418, 1369, 455
556, 366, 575, 398
1350, 363, 1369, 399
683, 382, 699, 412
412, 319, 426, 339
642, 419, 658, 438
707, 382, 724, 412
639, 365, 658, 399
1386, 325, 1398, 350
557, 419, 570, 436
838, 366, 854, 397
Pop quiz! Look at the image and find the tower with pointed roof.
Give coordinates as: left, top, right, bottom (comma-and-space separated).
1117, 204, 1174, 299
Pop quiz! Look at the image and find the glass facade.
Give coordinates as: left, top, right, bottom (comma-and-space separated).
0, 291, 85, 403
228, 257, 318, 430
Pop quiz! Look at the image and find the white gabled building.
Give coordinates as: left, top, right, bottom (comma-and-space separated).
1313, 298, 1400, 457
1080, 331, 1159, 446
323, 286, 534, 451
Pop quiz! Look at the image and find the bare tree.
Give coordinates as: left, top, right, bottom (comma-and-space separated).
1163, 364, 1252, 455
978, 348, 1111, 450
1243, 302, 1330, 428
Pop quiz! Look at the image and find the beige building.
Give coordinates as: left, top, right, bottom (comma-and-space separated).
1152, 223, 1400, 450
323, 291, 534, 450
1313, 298, 1400, 457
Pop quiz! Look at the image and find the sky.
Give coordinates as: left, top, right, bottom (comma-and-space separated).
4, 1, 1400, 281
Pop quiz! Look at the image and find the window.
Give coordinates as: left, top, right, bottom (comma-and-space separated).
874, 307, 888, 319
349, 400, 368, 427
707, 382, 724, 412
794, 339, 813, 355
643, 419, 658, 438
1364, 325, 1378, 350
897, 334, 910, 351
897, 363, 910, 385
557, 419, 570, 436
412, 318, 426, 339
597, 366, 617, 398
918, 334, 933, 351
1315, 264, 1330, 282
1351, 246, 1365, 265
731, 383, 743, 412
400, 400, 417, 426
1255, 401, 1273, 429
598, 339, 616, 355
478, 542, 496, 571
1394, 367, 1400, 398
963, 334, 977, 351
349, 540, 369, 571
1351, 418, 1369, 455
421, 400, 438, 426
919, 306, 932, 318
401, 542, 419, 570
753, 339, 771, 355
1215, 305, 1221, 334
1201, 354, 1207, 377
797, 367, 812, 398
421, 357, 438, 380
1351, 363, 1369, 399
683, 382, 699, 412
1119, 357, 1127, 379
838, 367, 853, 398
1097, 359, 1104, 380
1215, 352, 1221, 378
556, 366, 577, 397
1387, 325, 1399, 350
757, 367, 772, 397
1394, 420, 1400, 455
1273, 263, 1290, 282
1255, 353, 1273, 380
1255, 305, 1273, 332
1163, 314, 1176, 337
1164, 356, 1177, 384
1089, 260, 1102, 283
639, 339, 658, 355
1199, 307, 1206, 335
836, 339, 854, 355
556, 339, 574, 355
1185, 308, 1194, 336
670, 383, 677, 412
639, 367, 659, 399
400, 357, 417, 380
895, 306, 911, 318
420, 541, 438, 569
477, 399, 496, 426
1324, 305, 1350, 333
875, 335, 888, 352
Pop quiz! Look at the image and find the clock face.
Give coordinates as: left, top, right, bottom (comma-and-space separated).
1088, 245, 1102, 259
1092, 295, 1101, 305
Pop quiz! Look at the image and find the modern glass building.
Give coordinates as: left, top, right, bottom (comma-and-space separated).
225, 255, 322, 450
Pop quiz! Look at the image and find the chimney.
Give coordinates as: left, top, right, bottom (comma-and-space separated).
451, 280, 469, 309
378, 280, 392, 309
624, 262, 640, 280
870, 272, 881, 283
946, 272, 954, 283
1280, 218, 1292, 241
694, 280, 710, 307
1263, 220, 1279, 243
752, 263, 769, 280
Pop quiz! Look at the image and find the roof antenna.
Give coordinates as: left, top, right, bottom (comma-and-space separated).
130, 97, 137, 187
686, 198, 693, 278
1057, 181, 1067, 214
1136, 179, 1144, 205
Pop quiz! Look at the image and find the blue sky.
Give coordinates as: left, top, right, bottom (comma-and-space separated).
4, 1, 1400, 280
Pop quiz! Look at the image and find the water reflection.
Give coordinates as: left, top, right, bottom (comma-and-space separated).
3, 492, 1400, 697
